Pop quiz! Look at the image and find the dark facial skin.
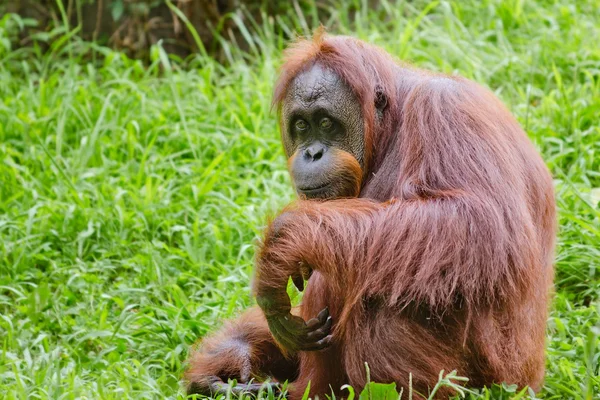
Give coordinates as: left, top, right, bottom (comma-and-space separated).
282, 64, 365, 200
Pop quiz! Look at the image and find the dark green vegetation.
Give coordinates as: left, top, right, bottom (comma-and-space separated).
2, 0, 305, 61
0, 1, 599, 399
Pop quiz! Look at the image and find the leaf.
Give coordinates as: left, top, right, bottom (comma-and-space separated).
501, 382, 518, 393
300, 381, 311, 400
341, 384, 356, 400
590, 187, 600, 207
359, 382, 400, 400
111, 0, 125, 21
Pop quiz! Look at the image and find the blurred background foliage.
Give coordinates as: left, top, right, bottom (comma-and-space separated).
1, 0, 335, 61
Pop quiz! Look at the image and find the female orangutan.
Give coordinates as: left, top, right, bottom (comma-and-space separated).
185, 31, 556, 399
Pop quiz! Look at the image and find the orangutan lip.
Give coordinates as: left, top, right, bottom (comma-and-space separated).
298, 183, 330, 193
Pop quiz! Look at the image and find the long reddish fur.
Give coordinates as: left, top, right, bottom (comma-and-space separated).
186, 31, 556, 399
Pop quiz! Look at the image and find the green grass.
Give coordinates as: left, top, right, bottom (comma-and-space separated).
0, 0, 599, 399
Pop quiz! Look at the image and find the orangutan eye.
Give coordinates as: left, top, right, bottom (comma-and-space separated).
320, 117, 333, 130
295, 119, 308, 131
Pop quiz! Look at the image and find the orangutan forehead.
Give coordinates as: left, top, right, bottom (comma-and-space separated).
286, 63, 351, 106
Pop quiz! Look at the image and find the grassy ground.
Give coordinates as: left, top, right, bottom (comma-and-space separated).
1, 0, 599, 399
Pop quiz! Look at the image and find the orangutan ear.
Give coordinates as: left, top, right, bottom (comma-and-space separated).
375, 86, 388, 111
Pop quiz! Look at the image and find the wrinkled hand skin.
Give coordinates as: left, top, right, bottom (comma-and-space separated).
264, 306, 333, 353
257, 212, 333, 353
